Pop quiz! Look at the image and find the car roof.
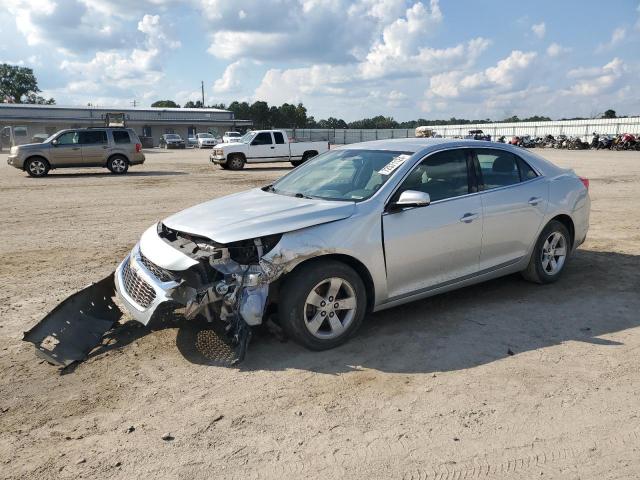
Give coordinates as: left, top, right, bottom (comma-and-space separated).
336, 138, 563, 176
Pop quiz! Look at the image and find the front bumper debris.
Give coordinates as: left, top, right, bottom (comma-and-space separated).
23, 274, 123, 367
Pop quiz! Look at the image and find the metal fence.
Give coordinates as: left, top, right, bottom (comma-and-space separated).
283, 117, 640, 144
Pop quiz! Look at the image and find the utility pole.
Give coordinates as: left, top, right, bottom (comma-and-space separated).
130, 99, 137, 108
201, 81, 205, 107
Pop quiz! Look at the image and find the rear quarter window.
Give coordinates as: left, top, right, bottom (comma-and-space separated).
112, 130, 131, 144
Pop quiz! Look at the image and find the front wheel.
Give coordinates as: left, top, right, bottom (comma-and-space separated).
521, 220, 571, 284
26, 157, 50, 177
278, 260, 367, 350
227, 154, 245, 170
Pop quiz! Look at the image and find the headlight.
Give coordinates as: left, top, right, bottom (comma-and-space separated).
10, 146, 18, 154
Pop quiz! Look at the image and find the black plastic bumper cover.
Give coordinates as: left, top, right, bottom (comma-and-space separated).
23, 273, 123, 367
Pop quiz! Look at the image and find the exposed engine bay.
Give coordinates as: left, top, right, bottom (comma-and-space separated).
152, 223, 285, 362
24, 223, 294, 368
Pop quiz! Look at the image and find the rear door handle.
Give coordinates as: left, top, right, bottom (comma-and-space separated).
528, 196, 542, 206
460, 212, 479, 223
270, 146, 275, 149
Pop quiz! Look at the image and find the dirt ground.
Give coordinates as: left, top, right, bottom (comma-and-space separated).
0, 147, 639, 480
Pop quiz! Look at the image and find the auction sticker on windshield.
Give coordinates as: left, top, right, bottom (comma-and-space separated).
378, 154, 411, 175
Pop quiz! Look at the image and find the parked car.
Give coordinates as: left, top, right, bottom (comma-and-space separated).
210, 129, 329, 170
159, 134, 185, 149
31, 133, 50, 143
222, 131, 242, 143
7, 127, 144, 177
187, 136, 198, 148
196, 132, 219, 148
114, 139, 590, 360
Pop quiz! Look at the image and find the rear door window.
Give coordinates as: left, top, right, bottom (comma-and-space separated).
475, 149, 521, 190
273, 132, 286, 144
112, 130, 131, 144
475, 149, 538, 190
79, 131, 107, 144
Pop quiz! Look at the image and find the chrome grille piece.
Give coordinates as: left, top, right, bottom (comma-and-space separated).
122, 259, 156, 308
139, 252, 173, 282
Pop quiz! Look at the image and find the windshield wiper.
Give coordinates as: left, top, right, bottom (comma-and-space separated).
262, 184, 278, 193
294, 192, 313, 199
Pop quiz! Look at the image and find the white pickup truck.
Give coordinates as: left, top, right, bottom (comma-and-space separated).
209, 130, 329, 170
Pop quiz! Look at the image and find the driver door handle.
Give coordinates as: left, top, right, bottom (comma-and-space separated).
528, 196, 542, 206
460, 212, 479, 223
270, 146, 275, 149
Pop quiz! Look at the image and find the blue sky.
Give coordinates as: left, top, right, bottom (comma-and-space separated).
1, 0, 639, 121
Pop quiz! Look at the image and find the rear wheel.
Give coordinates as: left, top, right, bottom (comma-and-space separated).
521, 220, 571, 284
26, 157, 50, 177
108, 156, 129, 174
279, 260, 367, 350
227, 154, 245, 170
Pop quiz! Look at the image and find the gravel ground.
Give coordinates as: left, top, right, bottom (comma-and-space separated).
0, 147, 639, 480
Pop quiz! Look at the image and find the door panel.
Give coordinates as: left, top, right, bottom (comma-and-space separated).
271, 131, 290, 161
248, 132, 275, 162
383, 196, 483, 298
382, 148, 482, 299
49, 131, 82, 166
474, 148, 548, 270
79, 130, 108, 166
479, 180, 547, 269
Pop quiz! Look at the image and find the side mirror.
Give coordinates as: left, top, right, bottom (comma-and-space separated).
51, 139, 58, 146
390, 190, 431, 211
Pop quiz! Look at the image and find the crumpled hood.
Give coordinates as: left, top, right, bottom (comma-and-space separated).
162, 188, 356, 244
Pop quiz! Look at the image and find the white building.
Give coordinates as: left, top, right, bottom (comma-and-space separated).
0, 104, 252, 147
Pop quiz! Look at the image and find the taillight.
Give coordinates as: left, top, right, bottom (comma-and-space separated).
579, 177, 589, 190
135, 143, 142, 153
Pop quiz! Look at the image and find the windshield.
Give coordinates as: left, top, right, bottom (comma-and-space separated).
240, 132, 256, 143
165, 134, 181, 139
270, 149, 413, 201
197, 133, 214, 138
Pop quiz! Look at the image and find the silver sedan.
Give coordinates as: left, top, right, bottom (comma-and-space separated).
114, 139, 590, 356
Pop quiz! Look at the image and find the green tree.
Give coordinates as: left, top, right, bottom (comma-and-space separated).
184, 100, 204, 108
0, 63, 55, 104
151, 100, 180, 108
602, 109, 616, 119
250, 101, 270, 128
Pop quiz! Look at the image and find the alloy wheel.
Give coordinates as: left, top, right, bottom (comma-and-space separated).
28, 159, 46, 176
303, 277, 357, 339
111, 158, 127, 173
540, 231, 567, 275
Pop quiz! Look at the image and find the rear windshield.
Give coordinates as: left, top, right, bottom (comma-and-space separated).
112, 130, 130, 144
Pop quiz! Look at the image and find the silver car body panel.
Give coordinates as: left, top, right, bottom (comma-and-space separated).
162, 188, 356, 244
115, 139, 589, 329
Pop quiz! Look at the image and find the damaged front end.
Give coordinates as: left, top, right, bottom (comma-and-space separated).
113, 223, 285, 364
24, 222, 311, 367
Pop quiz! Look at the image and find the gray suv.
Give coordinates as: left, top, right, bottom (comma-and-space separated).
7, 128, 145, 177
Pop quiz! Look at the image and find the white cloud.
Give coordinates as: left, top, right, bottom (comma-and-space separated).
596, 27, 626, 52
213, 60, 255, 93
531, 22, 546, 39
568, 58, 627, 96
546, 42, 571, 57
59, 14, 180, 93
427, 50, 537, 100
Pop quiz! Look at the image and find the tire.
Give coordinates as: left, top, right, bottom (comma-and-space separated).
278, 260, 367, 350
108, 155, 129, 174
219, 163, 229, 170
227, 154, 245, 170
291, 160, 302, 167
25, 157, 50, 177
521, 220, 571, 284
